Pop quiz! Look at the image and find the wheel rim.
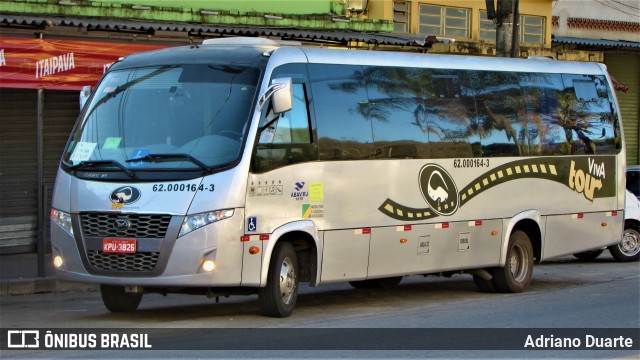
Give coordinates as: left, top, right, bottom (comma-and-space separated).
279, 257, 296, 305
509, 243, 529, 283
619, 229, 640, 257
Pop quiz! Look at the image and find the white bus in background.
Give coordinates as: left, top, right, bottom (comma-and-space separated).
50, 38, 626, 317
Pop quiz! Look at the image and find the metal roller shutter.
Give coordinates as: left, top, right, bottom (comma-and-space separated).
0, 89, 79, 253
0, 88, 38, 252
606, 53, 640, 166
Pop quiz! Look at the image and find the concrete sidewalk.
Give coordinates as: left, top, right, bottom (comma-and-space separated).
0, 253, 97, 295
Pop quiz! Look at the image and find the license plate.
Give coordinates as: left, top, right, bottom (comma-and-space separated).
102, 238, 136, 253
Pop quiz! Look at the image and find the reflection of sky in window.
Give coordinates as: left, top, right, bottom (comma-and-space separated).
311, 66, 373, 143
366, 72, 427, 143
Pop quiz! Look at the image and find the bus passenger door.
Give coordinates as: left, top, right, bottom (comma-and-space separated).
320, 229, 370, 283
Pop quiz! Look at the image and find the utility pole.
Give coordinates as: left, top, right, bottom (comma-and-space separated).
487, 0, 520, 57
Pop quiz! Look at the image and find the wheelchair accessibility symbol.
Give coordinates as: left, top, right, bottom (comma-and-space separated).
247, 217, 257, 232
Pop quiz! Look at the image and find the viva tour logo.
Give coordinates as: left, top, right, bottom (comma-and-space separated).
568, 158, 605, 202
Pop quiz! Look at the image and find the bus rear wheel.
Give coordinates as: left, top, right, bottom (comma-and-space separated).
100, 284, 142, 312
258, 242, 299, 318
492, 230, 533, 293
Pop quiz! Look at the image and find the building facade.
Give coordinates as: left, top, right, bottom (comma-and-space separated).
551, 0, 640, 166
382, 0, 555, 56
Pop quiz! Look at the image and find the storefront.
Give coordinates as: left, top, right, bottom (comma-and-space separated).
0, 37, 167, 253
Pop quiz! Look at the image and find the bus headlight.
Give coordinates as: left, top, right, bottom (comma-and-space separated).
201, 260, 216, 272
53, 255, 64, 268
50, 209, 73, 235
179, 209, 234, 238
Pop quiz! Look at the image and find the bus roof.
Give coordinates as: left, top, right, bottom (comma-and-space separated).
109, 42, 273, 71
111, 40, 606, 77
270, 46, 607, 76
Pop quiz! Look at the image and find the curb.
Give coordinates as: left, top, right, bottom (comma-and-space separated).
0, 278, 99, 296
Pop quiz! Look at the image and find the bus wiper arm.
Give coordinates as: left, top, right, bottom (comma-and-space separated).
69, 160, 136, 178
125, 153, 213, 173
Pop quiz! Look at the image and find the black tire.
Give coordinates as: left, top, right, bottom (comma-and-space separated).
100, 284, 142, 313
492, 230, 534, 293
376, 276, 403, 289
349, 280, 377, 289
258, 242, 299, 317
349, 276, 402, 289
573, 249, 604, 261
473, 272, 497, 293
608, 221, 640, 262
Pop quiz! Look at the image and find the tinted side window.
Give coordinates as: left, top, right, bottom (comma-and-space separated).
251, 64, 317, 173
364, 66, 430, 159
474, 72, 524, 157
517, 72, 564, 156
558, 75, 618, 155
426, 70, 478, 158
308, 64, 374, 160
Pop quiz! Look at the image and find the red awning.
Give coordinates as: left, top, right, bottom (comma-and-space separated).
0, 37, 167, 90
610, 73, 629, 93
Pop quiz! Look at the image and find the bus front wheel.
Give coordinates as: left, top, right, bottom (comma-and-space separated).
492, 230, 533, 293
100, 284, 142, 312
258, 242, 299, 318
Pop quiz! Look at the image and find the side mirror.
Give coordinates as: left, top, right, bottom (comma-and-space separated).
271, 78, 292, 114
258, 77, 292, 114
79, 85, 92, 110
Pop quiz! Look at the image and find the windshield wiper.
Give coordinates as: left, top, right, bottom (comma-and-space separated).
68, 160, 136, 178
125, 153, 213, 173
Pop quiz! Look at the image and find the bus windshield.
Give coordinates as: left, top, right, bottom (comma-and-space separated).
63, 64, 260, 175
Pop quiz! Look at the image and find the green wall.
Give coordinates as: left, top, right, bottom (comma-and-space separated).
1, 0, 391, 31
100, 0, 343, 15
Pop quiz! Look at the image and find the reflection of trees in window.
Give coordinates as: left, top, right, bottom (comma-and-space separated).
557, 75, 617, 155
358, 67, 476, 158
309, 64, 374, 160
557, 89, 591, 154
361, 66, 431, 158
359, 66, 426, 123
516, 73, 562, 156
519, 75, 561, 155
307, 63, 619, 162
468, 72, 525, 156
423, 77, 476, 158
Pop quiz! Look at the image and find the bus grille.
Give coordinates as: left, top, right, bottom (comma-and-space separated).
80, 213, 171, 238
87, 251, 159, 272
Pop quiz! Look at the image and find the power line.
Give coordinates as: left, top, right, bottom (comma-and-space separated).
601, 0, 640, 19
609, 0, 640, 11
594, 0, 640, 20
